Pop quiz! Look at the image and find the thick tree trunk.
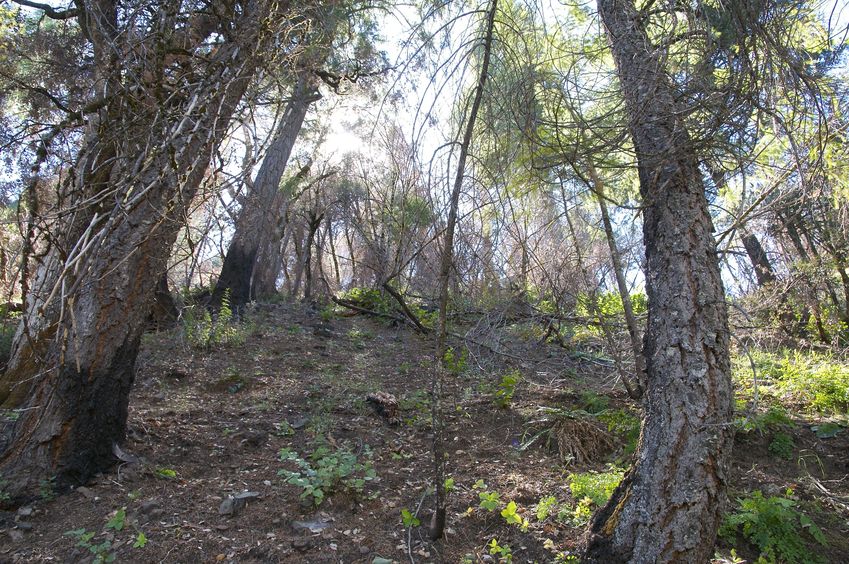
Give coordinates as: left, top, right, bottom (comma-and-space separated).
213, 72, 318, 308
0, 0, 285, 498
583, 1, 733, 562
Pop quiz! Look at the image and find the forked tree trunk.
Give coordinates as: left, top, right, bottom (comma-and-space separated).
214, 72, 319, 308
0, 0, 286, 498
583, 0, 733, 561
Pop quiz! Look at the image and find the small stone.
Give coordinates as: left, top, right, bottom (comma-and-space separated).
139, 501, 160, 515
359, 545, 371, 554
17, 521, 33, 531
8, 529, 24, 542
292, 538, 312, 551
16, 506, 33, 517
76, 486, 95, 499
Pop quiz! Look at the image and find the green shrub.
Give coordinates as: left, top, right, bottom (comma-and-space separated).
278, 441, 376, 505
597, 408, 641, 455
568, 466, 624, 506
720, 490, 826, 564
768, 432, 795, 460
183, 289, 246, 349
494, 370, 520, 408
733, 350, 849, 414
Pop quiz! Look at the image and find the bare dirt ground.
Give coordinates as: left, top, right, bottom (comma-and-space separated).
1, 302, 847, 563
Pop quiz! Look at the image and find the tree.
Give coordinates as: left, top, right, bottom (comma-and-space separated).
582, 0, 734, 561
0, 0, 299, 498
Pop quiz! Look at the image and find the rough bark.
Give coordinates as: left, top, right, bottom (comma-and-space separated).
742, 233, 777, 286
583, 1, 734, 562
0, 0, 289, 498
214, 72, 319, 308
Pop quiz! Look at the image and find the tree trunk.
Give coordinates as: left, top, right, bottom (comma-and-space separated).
742, 233, 777, 286
213, 72, 318, 308
588, 163, 645, 397
583, 1, 733, 562
0, 0, 286, 498
148, 274, 179, 329
430, 0, 498, 540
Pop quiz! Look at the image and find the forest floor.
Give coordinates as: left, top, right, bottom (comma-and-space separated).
1, 301, 848, 563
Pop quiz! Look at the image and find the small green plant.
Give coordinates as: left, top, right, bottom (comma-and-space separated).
488, 538, 513, 563
720, 489, 826, 564
274, 420, 295, 437
105, 507, 126, 531
768, 432, 795, 460
580, 391, 609, 414
443, 347, 468, 375
183, 290, 246, 349
401, 508, 420, 527
500, 501, 530, 531
133, 532, 148, 548
278, 441, 376, 505
597, 408, 641, 455
568, 466, 624, 506
535, 495, 557, 521
39, 476, 56, 501
64, 529, 116, 563
479, 490, 501, 511
494, 370, 521, 408
443, 477, 455, 492
156, 468, 177, 479
569, 496, 595, 527
736, 405, 795, 435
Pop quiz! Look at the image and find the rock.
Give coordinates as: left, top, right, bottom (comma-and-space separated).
291, 518, 331, 533
17, 521, 33, 531
219, 491, 260, 516
76, 486, 95, 499
313, 325, 334, 338
359, 545, 371, 554
8, 529, 24, 542
292, 538, 312, 552
290, 416, 309, 429
17, 506, 33, 517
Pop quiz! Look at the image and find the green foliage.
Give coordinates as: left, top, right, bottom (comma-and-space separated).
155, 468, 177, 479
105, 508, 126, 531
64, 529, 116, 563
768, 432, 795, 460
183, 290, 246, 349
535, 495, 557, 521
576, 291, 648, 318
0, 319, 16, 365
580, 391, 609, 414
488, 538, 513, 563
339, 287, 394, 314
720, 490, 827, 564
494, 370, 520, 408
568, 496, 595, 527
733, 350, 849, 414
443, 477, 455, 492
735, 405, 795, 435
597, 408, 641, 455
278, 441, 376, 506
568, 466, 624, 506
39, 476, 56, 501
442, 347, 468, 375
401, 508, 420, 527
500, 501, 530, 531
133, 532, 148, 548
479, 490, 501, 511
